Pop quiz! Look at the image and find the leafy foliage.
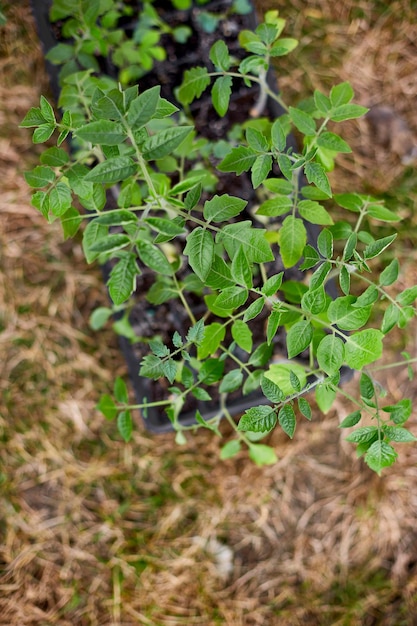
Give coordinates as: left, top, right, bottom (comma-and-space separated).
22, 3, 417, 471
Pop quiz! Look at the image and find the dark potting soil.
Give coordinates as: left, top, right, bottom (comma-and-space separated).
32, 0, 326, 431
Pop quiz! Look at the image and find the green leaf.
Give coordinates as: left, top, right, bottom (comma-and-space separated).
243, 298, 264, 322
90, 233, 130, 255
300, 244, 320, 270
107, 252, 138, 305
345, 329, 383, 369
261, 272, 283, 297
289, 106, 316, 135
316, 131, 351, 153
330, 103, 369, 122
114, 377, 129, 404
381, 304, 400, 335
339, 410, 362, 428
212, 75, 232, 117
203, 194, 247, 223
184, 227, 214, 281
261, 376, 284, 403
82, 220, 108, 263
75, 120, 126, 145
217, 222, 273, 263
24, 165, 55, 188
49, 182, 72, 217
310, 261, 332, 290
382, 399, 412, 425
231, 247, 253, 289
278, 404, 296, 438
144, 217, 185, 238
90, 306, 113, 330
209, 39, 231, 70
186, 318, 205, 344
328, 296, 372, 330
231, 320, 253, 352
314, 89, 331, 114
257, 196, 292, 217
220, 439, 242, 460
97, 394, 118, 420
334, 193, 363, 212
301, 285, 327, 314
40, 147, 69, 167
364, 440, 397, 474
219, 369, 244, 393
140, 354, 164, 380
238, 405, 277, 433
85, 157, 136, 183
40, 95, 56, 124
20, 106, 48, 128
136, 240, 173, 276
317, 334, 345, 376
383, 426, 416, 443
198, 358, 225, 384
364, 234, 396, 260
339, 266, 351, 295
127, 85, 160, 129
251, 154, 272, 188
298, 397, 312, 420
33, 124, 55, 143
271, 118, 287, 151
246, 127, 269, 152
214, 286, 248, 310
367, 204, 400, 222
197, 322, 226, 359
353, 285, 378, 308
248, 443, 278, 466
329, 82, 354, 106
304, 162, 331, 196
266, 310, 281, 345
315, 381, 336, 413
278, 216, 307, 268
218, 146, 256, 174
298, 200, 334, 226
286, 320, 313, 358
206, 255, 234, 290
264, 363, 307, 396
142, 126, 193, 160
118, 410, 133, 442
177, 66, 211, 105
396, 286, 417, 306
379, 259, 399, 287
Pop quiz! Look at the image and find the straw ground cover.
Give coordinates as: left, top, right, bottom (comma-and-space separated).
1, 1, 417, 625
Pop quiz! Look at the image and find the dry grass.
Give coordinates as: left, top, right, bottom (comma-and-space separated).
1, 1, 417, 625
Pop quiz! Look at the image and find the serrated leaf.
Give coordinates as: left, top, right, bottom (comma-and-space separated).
140, 354, 164, 379
301, 285, 327, 314
298, 397, 312, 420
261, 376, 284, 403
238, 405, 277, 433
382, 399, 412, 425
33, 124, 55, 143
209, 39, 231, 70
364, 234, 396, 260
289, 106, 316, 135
49, 182, 72, 217
24, 165, 55, 188
300, 244, 320, 270
85, 157, 136, 183
304, 162, 331, 196
231, 246, 253, 289
339, 410, 362, 428
114, 376, 129, 404
142, 126, 193, 160
316, 131, 351, 153
278, 216, 307, 268
345, 329, 383, 369
383, 426, 416, 443
75, 120, 126, 145
286, 320, 313, 358
328, 296, 372, 330
215, 286, 248, 310
198, 358, 224, 384
278, 404, 296, 438
177, 66, 211, 105
261, 272, 283, 297
330, 103, 369, 122
197, 322, 225, 359
90, 233, 130, 255
251, 154, 272, 188
310, 261, 332, 290
364, 440, 397, 474
107, 252, 138, 305
136, 240, 173, 276
203, 194, 247, 223
317, 334, 344, 376
127, 85, 160, 129
184, 227, 214, 281
257, 196, 292, 217
330, 82, 354, 106
218, 146, 256, 174
271, 118, 287, 151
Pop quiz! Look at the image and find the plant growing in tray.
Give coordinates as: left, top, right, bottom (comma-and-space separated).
22, 1, 417, 472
